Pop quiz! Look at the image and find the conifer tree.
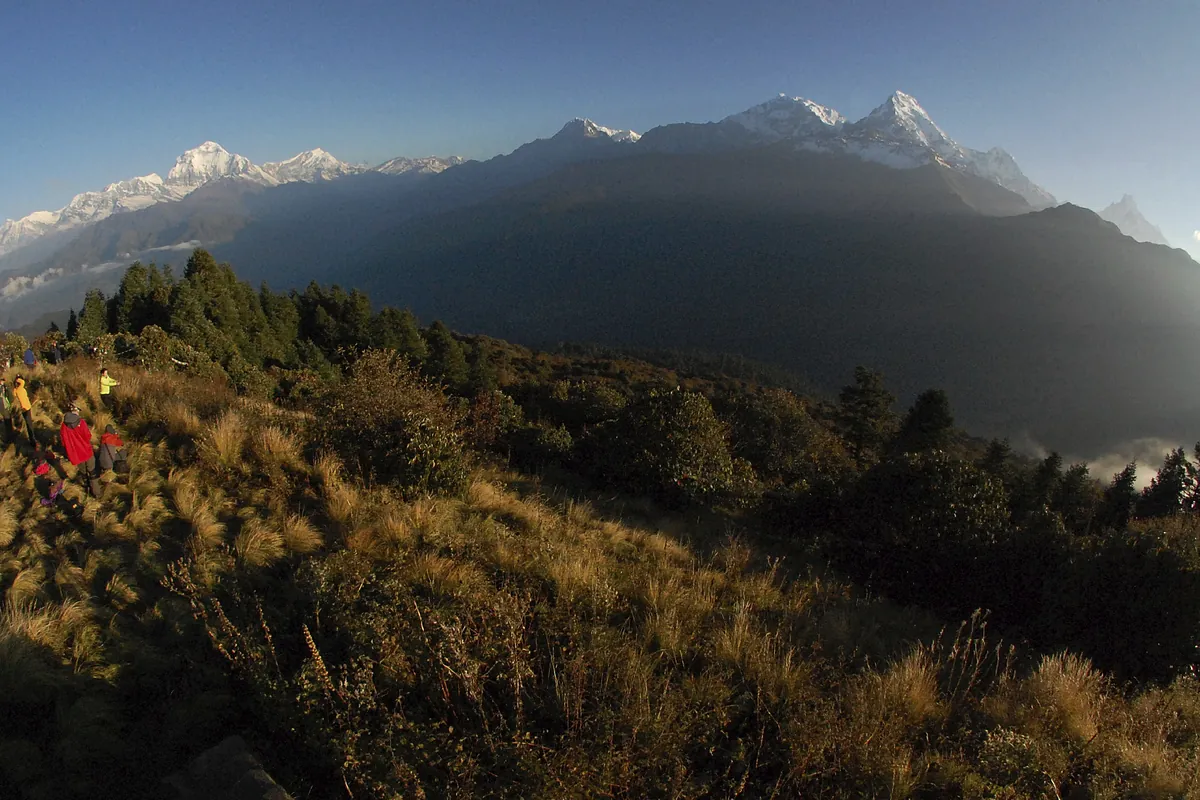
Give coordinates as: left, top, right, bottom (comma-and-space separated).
1138, 448, 1196, 518
1097, 462, 1138, 530
66, 308, 78, 340
76, 289, 110, 343
836, 366, 896, 468
114, 261, 151, 332
1057, 462, 1099, 534
978, 438, 1012, 475
422, 320, 469, 391
468, 340, 500, 393
894, 388, 955, 453
371, 307, 427, 362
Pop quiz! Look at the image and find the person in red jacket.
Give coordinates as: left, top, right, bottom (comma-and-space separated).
59, 405, 100, 497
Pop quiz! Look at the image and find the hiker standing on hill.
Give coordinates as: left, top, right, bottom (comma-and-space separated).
23, 347, 36, 369
99, 368, 119, 412
60, 405, 101, 497
12, 375, 36, 446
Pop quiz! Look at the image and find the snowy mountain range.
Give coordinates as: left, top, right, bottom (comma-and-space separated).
0, 142, 463, 260
374, 155, 466, 176
723, 91, 1057, 208
1098, 195, 1170, 246
0, 90, 1170, 269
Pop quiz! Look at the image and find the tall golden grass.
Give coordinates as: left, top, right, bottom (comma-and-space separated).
2, 357, 1200, 798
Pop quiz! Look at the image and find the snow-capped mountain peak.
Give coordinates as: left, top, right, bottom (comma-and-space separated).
1098, 195, 1170, 246
723, 94, 845, 141
721, 90, 1055, 208
557, 118, 641, 143
167, 141, 275, 188
0, 140, 357, 259
373, 155, 466, 176
262, 148, 364, 183
851, 90, 960, 157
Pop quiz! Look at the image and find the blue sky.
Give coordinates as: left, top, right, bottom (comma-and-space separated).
1, 0, 1196, 255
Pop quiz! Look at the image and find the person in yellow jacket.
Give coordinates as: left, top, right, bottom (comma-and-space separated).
12, 375, 36, 446
99, 368, 119, 411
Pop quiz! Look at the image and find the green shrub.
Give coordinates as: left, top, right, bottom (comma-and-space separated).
727, 388, 852, 488
836, 451, 1017, 616
589, 389, 742, 506
509, 422, 574, 469
315, 349, 469, 497
466, 389, 525, 448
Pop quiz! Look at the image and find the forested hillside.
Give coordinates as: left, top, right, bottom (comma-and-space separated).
4, 249, 1200, 798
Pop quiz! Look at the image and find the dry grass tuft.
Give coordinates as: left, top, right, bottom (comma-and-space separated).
92, 511, 134, 543
313, 451, 344, 490
1023, 652, 1108, 743
0, 502, 17, 548
326, 481, 363, 531
280, 514, 323, 555
252, 425, 303, 471
234, 519, 286, 568
164, 401, 203, 439
713, 600, 756, 669
870, 649, 945, 729
345, 507, 416, 557
406, 553, 488, 598
200, 410, 246, 472
546, 553, 609, 607
8, 568, 47, 606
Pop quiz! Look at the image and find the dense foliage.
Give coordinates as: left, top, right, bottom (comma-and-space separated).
6, 250, 1200, 797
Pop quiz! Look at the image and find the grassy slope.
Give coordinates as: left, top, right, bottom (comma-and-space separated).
1, 359, 1198, 798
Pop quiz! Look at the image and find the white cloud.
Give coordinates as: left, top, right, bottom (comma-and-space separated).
1193, 230, 1200, 243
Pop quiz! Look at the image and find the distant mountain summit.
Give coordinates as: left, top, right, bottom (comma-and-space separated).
556, 118, 642, 143
0, 141, 464, 260
1098, 195, 1170, 246
721, 90, 1056, 209
167, 141, 276, 189
374, 155, 465, 176
263, 147, 365, 183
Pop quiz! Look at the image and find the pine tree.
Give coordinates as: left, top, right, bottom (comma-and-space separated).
468, 340, 500, 393
76, 289, 110, 344
371, 307, 427, 362
1138, 448, 1196, 518
894, 388, 955, 453
66, 308, 78, 340
836, 366, 896, 468
422, 321, 469, 392
114, 261, 151, 332
978, 438, 1012, 475
1057, 462, 1099, 534
1097, 463, 1138, 531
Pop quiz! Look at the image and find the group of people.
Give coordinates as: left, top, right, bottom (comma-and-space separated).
1, 367, 119, 447
55, 404, 128, 498
2, 363, 128, 505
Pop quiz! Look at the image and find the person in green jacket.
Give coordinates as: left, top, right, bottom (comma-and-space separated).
99, 368, 119, 411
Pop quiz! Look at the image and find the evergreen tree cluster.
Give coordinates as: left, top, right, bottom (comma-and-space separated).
60, 249, 475, 396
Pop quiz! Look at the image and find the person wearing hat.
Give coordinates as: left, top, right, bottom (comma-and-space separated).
12, 375, 36, 446
60, 405, 100, 497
